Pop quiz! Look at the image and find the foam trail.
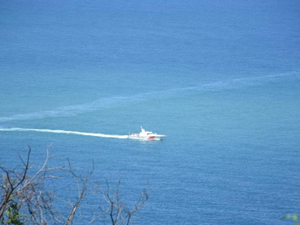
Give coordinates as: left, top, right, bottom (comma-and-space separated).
0, 128, 129, 139
0, 71, 299, 123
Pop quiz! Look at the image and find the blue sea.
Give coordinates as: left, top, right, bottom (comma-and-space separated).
1, 0, 300, 224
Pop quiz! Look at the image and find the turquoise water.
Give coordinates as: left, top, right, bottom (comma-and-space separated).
1, 1, 300, 224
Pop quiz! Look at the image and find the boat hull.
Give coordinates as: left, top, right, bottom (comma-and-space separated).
128, 127, 165, 141
128, 135, 165, 141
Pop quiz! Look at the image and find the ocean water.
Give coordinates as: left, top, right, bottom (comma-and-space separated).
1, 0, 300, 224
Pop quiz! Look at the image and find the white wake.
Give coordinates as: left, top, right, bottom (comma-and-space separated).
0, 128, 129, 139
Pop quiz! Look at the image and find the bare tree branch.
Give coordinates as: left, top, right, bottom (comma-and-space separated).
64, 159, 94, 225
1, 147, 148, 225
91, 180, 148, 225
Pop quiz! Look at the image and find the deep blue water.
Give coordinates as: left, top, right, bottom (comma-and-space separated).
1, 0, 300, 224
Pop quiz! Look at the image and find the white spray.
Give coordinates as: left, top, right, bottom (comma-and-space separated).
0, 128, 129, 139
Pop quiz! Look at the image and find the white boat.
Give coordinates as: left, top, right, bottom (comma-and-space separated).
129, 127, 165, 141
